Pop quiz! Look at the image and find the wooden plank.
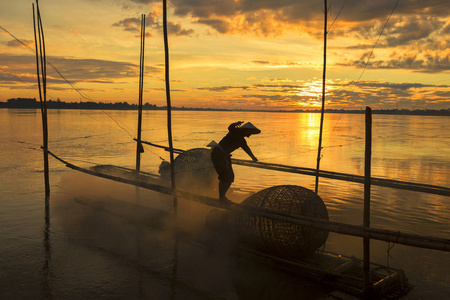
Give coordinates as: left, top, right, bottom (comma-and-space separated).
330, 256, 360, 274
372, 272, 403, 293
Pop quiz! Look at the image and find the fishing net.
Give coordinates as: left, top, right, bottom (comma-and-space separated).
172, 148, 217, 190
236, 185, 329, 258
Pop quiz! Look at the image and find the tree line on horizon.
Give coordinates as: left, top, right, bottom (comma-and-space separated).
0, 97, 225, 111
1, 97, 449, 115
1, 97, 160, 110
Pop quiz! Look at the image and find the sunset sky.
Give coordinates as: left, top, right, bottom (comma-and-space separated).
1, 0, 449, 110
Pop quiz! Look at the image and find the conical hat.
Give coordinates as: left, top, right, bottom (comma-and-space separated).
240, 122, 261, 134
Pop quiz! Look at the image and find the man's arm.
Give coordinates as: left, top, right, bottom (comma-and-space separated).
242, 143, 258, 162
228, 121, 244, 131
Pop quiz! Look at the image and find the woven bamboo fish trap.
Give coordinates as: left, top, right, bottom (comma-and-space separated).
172, 148, 217, 189
236, 185, 329, 258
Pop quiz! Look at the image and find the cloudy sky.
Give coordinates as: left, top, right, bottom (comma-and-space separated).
0, 0, 449, 110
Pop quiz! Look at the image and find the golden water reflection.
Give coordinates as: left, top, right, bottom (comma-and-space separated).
1, 109, 449, 299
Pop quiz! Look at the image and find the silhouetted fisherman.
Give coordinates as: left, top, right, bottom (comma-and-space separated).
211, 121, 261, 205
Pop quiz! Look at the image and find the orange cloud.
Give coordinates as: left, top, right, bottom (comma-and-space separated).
54, 24, 67, 30
70, 29, 86, 35
197, 11, 303, 37
338, 45, 450, 73
113, 5, 194, 37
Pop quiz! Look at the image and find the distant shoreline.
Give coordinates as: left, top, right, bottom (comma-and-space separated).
1, 98, 449, 116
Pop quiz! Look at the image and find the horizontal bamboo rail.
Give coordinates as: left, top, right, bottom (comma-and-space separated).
47, 150, 449, 252
138, 139, 450, 197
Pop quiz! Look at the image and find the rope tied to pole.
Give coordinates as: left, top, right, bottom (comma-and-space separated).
386, 240, 396, 270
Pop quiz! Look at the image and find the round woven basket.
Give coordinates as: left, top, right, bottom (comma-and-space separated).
172, 148, 217, 190
236, 185, 329, 258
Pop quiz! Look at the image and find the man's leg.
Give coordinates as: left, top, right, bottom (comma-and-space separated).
219, 180, 232, 201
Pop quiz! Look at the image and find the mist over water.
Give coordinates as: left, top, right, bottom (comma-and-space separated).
0, 109, 449, 299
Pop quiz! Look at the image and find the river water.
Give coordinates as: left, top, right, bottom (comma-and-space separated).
0, 108, 448, 299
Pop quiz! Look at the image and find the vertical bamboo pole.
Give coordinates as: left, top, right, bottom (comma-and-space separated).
315, 0, 328, 194
135, 19, 146, 293
363, 106, 372, 298
33, 0, 49, 198
136, 14, 145, 172
34, 2, 52, 295
163, 0, 177, 209
163, 3, 179, 297
42, 183, 52, 297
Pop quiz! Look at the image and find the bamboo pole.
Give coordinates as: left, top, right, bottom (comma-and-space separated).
33, 1, 49, 198
363, 107, 372, 297
46, 149, 450, 252
162, 3, 179, 293
163, 0, 177, 212
136, 14, 145, 172
33, 2, 52, 296
139, 139, 450, 196
315, 0, 328, 194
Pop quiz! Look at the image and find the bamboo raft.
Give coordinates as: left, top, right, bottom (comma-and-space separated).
47, 154, 449, 252
44, 151, 450, 298
234, 247, 412, 299
69, 192, 413, 299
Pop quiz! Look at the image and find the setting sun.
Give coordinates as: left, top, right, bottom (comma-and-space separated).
0, 0, 449, 111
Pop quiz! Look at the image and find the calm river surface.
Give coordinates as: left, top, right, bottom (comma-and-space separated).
0, 109, 449, 299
